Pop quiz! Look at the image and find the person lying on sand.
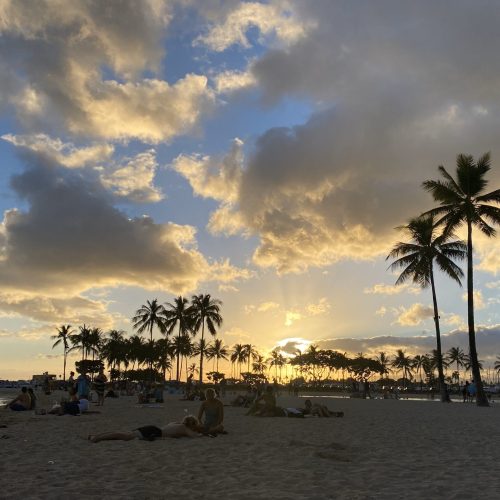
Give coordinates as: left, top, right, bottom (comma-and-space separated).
301, 400, 344, 418
88, 415, 201, 442
198, 388, 224, 435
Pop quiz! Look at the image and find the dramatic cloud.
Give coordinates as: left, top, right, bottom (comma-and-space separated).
181, 1, 500, 273
213, 69, 257, 94
0, 1, 214, 142
0, 152, 247, 297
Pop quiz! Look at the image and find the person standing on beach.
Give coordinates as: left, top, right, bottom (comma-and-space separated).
76, 372, 90, 400
463, 381, 469, 402
94, 367, 107, 406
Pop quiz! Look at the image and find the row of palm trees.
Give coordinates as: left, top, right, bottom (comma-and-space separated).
52, 294, 223, 384
387, 153, 500, 405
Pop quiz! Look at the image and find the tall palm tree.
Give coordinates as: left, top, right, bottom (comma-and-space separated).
190, 294, 223, 384
230, 343, 246, 379
132, 299, 167, 382
494, 356, 500, 383
387, 214, 466, 402
164, 296, 192, 381
446, 346, 467, 386
243, 344, 259, 374
423, 152, 500, 406
172, 333, 193, 382
206, 338, 229, 372
391, 349, 413, 389
51, 325, 74, 381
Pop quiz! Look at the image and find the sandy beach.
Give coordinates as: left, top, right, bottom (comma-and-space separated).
1, 390, 500, 500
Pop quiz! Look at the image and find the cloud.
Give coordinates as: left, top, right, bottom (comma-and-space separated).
0, 291, 113, 326
285, 310, 302, 327
305, 297, 330, 316
376, 307, 387, 317
2, 133, 114, 168
364, 283, 421, 296
3, 134, 163, 202
0, 153, 247, 297
315, 324, 500, 362
195, 1, 312, 51
394, 303, 434, 326
213, 69, 257, 94
257, 301, 280, 312
0, 1, 214, 142
462, 290, 486, 310
179, 1, 500, 274
172, 138, 243, 204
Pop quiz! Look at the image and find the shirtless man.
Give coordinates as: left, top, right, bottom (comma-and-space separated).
197, 388, 224, 434
88, 416, 201, 443
7, 387, 31, 411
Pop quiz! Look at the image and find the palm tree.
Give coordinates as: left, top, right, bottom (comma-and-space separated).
494, 356, 500, 383
132, 299, 167, 382
51, 325, 74, 381
446, 346, 466, 386
412, 354, 428, 384
423, 153, 500, 406
172, 333, 193, 381
387, 214, 466, 402
376, 352, 392, 379
252, 354, 267, 375
230, 343, 246, 379
242, 344, 259, 374
391, 349, 413, 389
190, 294, 223, 384
69, 324, 94, 361
206, 338, 229, 372
164, 296, 192, 381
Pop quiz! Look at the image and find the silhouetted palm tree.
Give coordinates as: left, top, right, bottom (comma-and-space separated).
446, 346, 467, 386
230, 343, 246, 379
164, 296, 192, 381
387, 214, 466, 402
391, 349, 413, 389
190, 294, 223, 384
51, 325, 75, 381
412, 354, 428, 384
423, 153, 500, 406
206, 338, 229, 372
132, 299, 167, 382
376, 352, 392, 379
69, 324, 95, 361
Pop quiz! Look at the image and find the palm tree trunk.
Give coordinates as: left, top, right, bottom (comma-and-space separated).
467, 222, 489, 406
63, 350, 67, 382
199, 321, 205, 385
430, 268, 449, 402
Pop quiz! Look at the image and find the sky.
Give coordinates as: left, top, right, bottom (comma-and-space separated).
0, 0, 499, 381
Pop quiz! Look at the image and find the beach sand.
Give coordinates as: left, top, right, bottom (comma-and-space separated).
1, 390, 500, 499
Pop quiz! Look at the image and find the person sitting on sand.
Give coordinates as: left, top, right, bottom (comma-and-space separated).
7, 387, 31, 411
88, 415, 201, 443
246, 385, 277, 416
28, 388, 37, 410
301, 400, 344, 418
198, 388, 224, 435
48, 388, 89, 415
